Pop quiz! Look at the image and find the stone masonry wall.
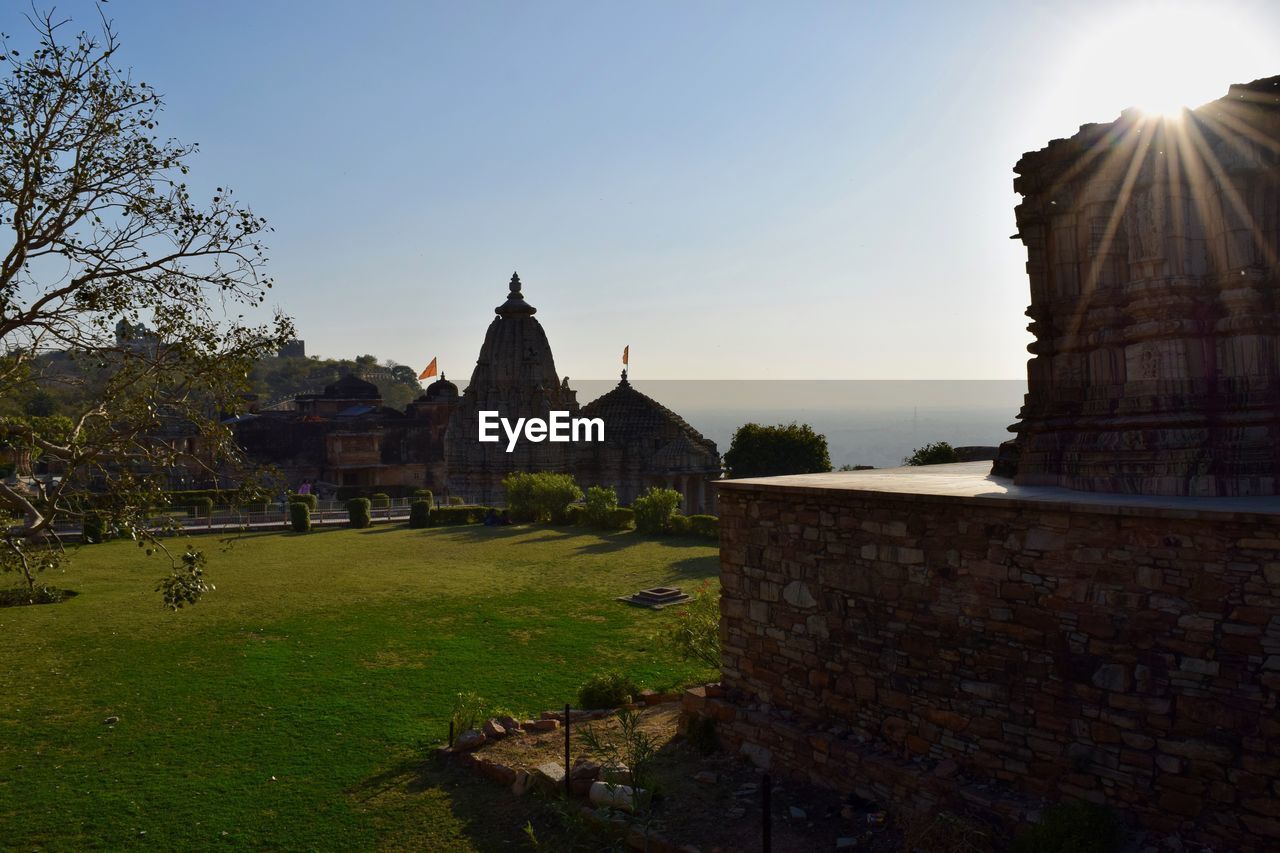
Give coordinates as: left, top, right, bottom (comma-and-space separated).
710, 481, 1280, 850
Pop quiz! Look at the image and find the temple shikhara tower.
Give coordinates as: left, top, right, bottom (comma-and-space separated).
995, 77, 1280, 495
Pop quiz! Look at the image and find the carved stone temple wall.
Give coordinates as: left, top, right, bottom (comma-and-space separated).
995, 77, 1280, 496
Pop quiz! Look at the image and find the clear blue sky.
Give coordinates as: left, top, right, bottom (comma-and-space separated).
6, 1, 1277, 378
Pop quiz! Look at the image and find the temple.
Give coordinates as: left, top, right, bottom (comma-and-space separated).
235, 273, 720, 510
994, 77, 1280, 495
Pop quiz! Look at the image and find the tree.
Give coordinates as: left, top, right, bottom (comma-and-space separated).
0, 10, 293, 605
723, 422, 830, 479
903, 441, 960, 466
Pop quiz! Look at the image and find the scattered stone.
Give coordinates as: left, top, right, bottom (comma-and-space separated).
570, 758, 600, 780
836, 838, 858, 850
693, 770, 719, 785
534, 762, 566, 794
524, 718, 559, 732
482, 719, 507, 740
589, 780, 646, 813
497, 715, 521, 733
570, 777, 593, 797
789, 806, 807, 820
600, 761, 631, 785
452, 729, 485, 752
726, 806, 747, 819
478, 759, 516, 786
511, 770, 532, 796
103, 716, 119, 726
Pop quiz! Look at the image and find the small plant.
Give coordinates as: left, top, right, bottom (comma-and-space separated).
289, 501, 311, 533
450, 691, 487, 735
577, 670, 639, 709
632, 487, 681, 534
370, 492, 391, 508
668, 513, 691, 534
578, 707, 658, 811
903, 810, 994, 853
1012, 800, 1122, 853
663, 580, 720, 668
583, 485, 618, 528
408, 500, 431, 528
346, 497, 371, 529
904, 441, 960, 466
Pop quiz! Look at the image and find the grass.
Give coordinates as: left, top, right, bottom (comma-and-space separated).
0, 523, 718, 850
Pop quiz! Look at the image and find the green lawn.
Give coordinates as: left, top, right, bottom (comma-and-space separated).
0, 524, 718, 850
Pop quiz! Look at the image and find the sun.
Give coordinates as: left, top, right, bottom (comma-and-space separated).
1050, 2, 1276, 124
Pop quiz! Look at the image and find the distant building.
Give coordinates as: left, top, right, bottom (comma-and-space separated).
234, 273, 720, 510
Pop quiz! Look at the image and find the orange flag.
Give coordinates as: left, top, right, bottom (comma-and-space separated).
622, 345, 629, 366
418, 357, 438, 381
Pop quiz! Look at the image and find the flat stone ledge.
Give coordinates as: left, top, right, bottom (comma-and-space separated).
716, 462, 1280, 521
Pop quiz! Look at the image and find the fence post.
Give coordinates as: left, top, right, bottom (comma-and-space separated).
762, 772, 772, 853
564, 703, 572, 796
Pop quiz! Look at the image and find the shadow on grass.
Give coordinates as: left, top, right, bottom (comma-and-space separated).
350, 754, 569, 851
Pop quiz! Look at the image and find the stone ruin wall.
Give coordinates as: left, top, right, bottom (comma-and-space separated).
694, 482, 1280, 850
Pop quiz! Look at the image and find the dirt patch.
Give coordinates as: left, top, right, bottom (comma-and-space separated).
452, 703, 904, 851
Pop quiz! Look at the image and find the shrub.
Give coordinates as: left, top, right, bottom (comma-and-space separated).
664, 580, 721, 668
577, 671, 640, 709
188, 496, 214, 518
503, 472, 583, 523
370, 492, 391, 508
563, 504, 584, 526
724, 421, 830, 478
450, 691, 487, 737
347, 497, 371, 529
409, 500, 431, 528
687, 514, 719, 539
632, 486, 682, 534
412, 488, 434, 505
686, 716, 719, 754
583, 485, 619, 528
289, 501, 311, 533
668, 513, 691, 534
82, 511, 107, 544
1012, 800, 1122, 853
604, 507, 634, 530
447, 495, 465, 506
288, 492, 318, 511
904, 441, 961, 466
430, 505, 489, 525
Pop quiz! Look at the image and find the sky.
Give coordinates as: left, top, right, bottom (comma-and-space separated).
4, 0, 1278, 379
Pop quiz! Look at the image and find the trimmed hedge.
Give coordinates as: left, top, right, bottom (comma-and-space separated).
188, 496, 214, 518
409, 500, 431, 528
347, 497, 371, 529
687, 514, 719, 539
563, 504, 584, 526
289, 492, 318, 511
447, 496, 465, 506
669, 513, 691, 534
429, 505, 491, 526
370, 492, 391, 509
290, 501, 312, 533
412, 489, 434, 505
583, 485, 618, 528
603, 507, 635, 530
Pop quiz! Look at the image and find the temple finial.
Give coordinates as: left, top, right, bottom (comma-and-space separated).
496, 271, 536, 317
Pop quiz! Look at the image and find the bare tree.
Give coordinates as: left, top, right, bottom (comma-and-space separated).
0, 7, 293, 605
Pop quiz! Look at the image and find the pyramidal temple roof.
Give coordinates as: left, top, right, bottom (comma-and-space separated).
495, 271, 536, 317
580, 371, 717, 455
